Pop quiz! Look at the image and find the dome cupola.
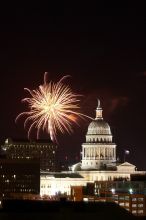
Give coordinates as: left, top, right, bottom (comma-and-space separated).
86, 99, 112, 143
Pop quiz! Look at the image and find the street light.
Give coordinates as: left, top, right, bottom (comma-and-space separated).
129, 188, 133, 194
124, 150, 130, 162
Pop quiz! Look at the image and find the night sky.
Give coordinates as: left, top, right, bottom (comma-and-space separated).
0, 3, 145, 169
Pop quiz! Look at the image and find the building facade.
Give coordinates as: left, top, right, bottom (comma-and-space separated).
40, 172, 87, 196
71, 184, 146, 216
1, 138, 57, 171
0, 159, 40, 199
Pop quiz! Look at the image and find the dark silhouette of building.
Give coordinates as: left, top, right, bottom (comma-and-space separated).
1, 138, 57, 171
1, 200, 137, 220
0, 159, 40, 199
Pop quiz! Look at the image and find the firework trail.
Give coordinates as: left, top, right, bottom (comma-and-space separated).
16, 72, 92, 142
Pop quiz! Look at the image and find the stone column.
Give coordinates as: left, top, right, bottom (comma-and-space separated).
114, 147, 116, 160
107, 148, 109, 159
110, 148, 112, 159
109, 148, 111, 159
91, 148, 93, 158
96, 148, 98, 158
104, 147, 105, 159
99, 147, 100, 159
98, 147, 100, 159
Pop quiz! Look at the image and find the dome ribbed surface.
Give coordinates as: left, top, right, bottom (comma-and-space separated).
87, 119, 111, 135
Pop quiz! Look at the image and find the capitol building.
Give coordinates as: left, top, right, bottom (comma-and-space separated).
40, 100, 146, 196
74, 99, 116, 171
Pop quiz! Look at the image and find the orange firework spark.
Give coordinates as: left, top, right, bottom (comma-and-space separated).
16, 72, 91, 142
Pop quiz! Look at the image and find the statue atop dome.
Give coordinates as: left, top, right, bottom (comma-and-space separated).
96, 99, 103, 119
97, 99, 101, 108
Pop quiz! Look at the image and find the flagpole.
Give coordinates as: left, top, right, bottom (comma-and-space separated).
124, 150, 130, 163
124, 152, 125, 163
124, 151, 126, 163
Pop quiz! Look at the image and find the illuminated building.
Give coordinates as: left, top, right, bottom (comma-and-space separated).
40, 172, 87, 196
1, 138, 57, 171
112, 193, 146, 216
40, 100, 146, 199
71, 100, 145, 182
71, 184, 146, 216
0, 159, 40, 199
81, 99, 116, 170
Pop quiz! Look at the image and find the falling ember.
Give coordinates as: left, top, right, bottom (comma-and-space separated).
16, 72, 92, 142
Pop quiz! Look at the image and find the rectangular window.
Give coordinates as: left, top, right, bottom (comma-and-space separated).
138, 204, 143, 207
113, 195, 118, 200
138, 198, 144, 201
125, 196, 129, 200
138, 210, 143, 214
119, 203, 124, 206
119, 196, 124, 200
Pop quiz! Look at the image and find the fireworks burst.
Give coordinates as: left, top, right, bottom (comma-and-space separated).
16, 72, 91, 142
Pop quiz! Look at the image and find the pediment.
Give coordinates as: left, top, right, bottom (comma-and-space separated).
117, 162, 136, 167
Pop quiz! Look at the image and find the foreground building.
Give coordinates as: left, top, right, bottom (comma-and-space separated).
71, 184, 146, 216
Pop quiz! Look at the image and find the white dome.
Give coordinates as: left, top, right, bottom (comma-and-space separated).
87, 119, 111, 135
